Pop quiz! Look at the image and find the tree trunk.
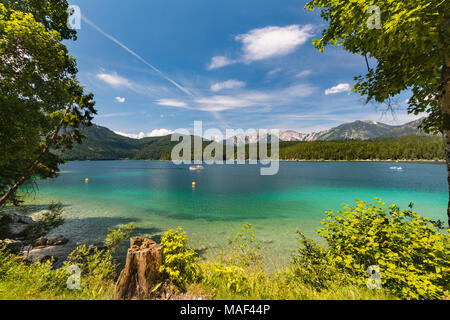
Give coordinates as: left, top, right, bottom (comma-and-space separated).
0, 158, 44, 206
443, 87, 450, 227
441, 15, 450, 227
444, 130, 450, 227
114, 237, 163, 300
0, 109, 68, 206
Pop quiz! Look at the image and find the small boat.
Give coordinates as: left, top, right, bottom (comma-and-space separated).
189, 165, 204, 171
390, 166, 403, 171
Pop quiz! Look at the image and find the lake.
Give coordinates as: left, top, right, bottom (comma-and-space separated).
21, 160, 447, 267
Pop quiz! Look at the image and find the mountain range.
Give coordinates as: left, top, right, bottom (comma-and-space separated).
223, 118, 428, 145
60, 118, 438, 161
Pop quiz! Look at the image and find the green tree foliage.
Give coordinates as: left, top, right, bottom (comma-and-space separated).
60, 125, 190, 161
280, 135, 444, 161
2, 0, 77, 40
317, 199, 449, 299
305, 0, 448, 133
304, 0, 450, 223
0, 1, 96, 205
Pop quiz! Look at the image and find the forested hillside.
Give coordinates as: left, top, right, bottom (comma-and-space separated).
62, 125, 445, 161
279, 135, 444, 161
61, 125, 178, 160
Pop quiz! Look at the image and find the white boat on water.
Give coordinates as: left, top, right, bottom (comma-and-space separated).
390, 166, 403, 171
189, 165, 204, 171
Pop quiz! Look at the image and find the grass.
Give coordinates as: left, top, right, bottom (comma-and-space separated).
196, 264, 395, 300
0, 237, 394, 301
0, 224, 133, 300
0, 248, 115, 300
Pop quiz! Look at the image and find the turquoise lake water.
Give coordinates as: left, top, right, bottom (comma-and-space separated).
22, 160, 447, 267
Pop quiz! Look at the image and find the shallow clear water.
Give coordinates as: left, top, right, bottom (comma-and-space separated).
22, 161, 447, 267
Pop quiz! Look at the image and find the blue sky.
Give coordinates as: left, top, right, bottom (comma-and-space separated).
67, 0, 422, 138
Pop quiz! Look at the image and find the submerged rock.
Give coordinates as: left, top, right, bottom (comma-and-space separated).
33, 237, 48, 247
32, 235, 69, 248
46, 235, 69, 246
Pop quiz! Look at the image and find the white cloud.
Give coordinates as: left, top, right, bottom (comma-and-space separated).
96, 112, 135, 118
282, 83, 317, 97
295, 70, 313, 78
154, 81, 316, 113
325, 83, 352, 95
267, 67, 283, 77
211, 80, 246, 92
207, 25, 313, 70
114, 129, 174, 139
236, 25, 314, 63
156, 99, 188, 108
207, 56, 237, 70
193, 83, 316, 112
114, 131, 145, 139
97, 72, 133, 88
194, 96, 256, 112
148, 128, 173, 136
115, 97, 126, 103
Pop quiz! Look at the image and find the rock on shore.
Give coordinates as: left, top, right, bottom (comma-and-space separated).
1, 212, 74, 268
0, 212, 36, 240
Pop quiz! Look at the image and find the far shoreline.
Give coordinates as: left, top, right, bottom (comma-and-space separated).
63, 159, 446, 163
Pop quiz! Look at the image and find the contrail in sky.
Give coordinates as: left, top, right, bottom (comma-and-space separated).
81, 15, 194, 97
80, 15, 234, 132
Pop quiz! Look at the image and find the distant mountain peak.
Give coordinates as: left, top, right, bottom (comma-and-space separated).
224, 118, 430, 143
363, 120, 378, 124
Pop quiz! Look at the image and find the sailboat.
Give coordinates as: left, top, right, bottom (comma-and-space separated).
189, 165, 204, 171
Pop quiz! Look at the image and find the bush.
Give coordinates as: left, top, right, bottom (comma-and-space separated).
103, 223, 134, 252
159, 227, 200, 291
200, 223, 262, 296
225, 223, 262, 269
201, 262, 250, 295
318, 198, 449, 299
200, 223, 392, 300
0, 223, 134, 300
291, 231, 347, 290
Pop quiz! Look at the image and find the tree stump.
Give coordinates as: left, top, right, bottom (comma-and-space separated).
114, 236, 163, 300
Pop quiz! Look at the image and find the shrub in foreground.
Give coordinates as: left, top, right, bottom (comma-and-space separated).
0, 223, 134, 300
159, 227, 200, 291
318, 199, 449, 299
199, 224, 392, 300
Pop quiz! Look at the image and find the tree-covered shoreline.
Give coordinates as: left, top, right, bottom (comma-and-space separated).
60, 125, 445, 162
